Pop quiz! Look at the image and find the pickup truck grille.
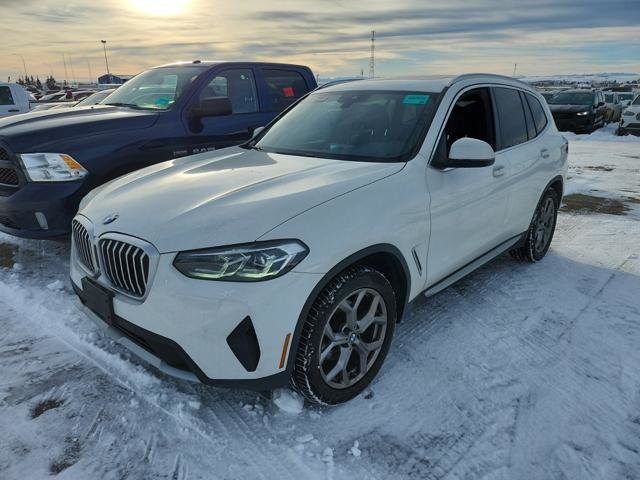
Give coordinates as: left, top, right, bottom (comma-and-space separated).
99, 238, 150, 298
0, 167, 19, 186
0, 148, 9, 160
72, 220, 97, 274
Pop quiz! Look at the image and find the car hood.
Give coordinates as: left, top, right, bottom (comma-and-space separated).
548, 104, 593, 113
79, 147, 405, 253
0, 105, 159, 151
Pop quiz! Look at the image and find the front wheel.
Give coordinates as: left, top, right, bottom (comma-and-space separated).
510, 188, 559, 262
291, 266, 397, 405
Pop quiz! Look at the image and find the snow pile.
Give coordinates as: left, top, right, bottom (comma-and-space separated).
272, 388, 304, 414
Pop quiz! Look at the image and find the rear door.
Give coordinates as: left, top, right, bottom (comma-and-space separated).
493, 87, 550, 236
0, 86, 20, 117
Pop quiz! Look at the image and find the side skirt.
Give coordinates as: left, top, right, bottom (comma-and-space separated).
424, 233, 525, 298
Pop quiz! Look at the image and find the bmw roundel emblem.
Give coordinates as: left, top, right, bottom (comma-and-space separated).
103, 213, 119, 225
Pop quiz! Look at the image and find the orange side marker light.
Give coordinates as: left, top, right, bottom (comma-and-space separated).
279, 333, 292, 369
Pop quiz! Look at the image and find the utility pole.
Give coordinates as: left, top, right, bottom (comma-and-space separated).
62, 54, 69, 85
369, 30, 376, 79
101, 40, 111, 83
86, 59, 94, 84
13, 54, 27, 81
68, 54, 77, 85
513, 63, 517, 77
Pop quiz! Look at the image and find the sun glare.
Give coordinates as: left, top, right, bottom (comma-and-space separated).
128, 0, 190, 16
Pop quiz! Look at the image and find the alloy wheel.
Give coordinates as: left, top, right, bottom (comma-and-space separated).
319, 288, 388, 389
533, 197, 555, 254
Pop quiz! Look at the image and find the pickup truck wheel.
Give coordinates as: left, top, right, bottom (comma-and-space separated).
291, 265, 396, 405
510, 188, 559, 262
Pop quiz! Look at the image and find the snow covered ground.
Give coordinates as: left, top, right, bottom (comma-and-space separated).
1, 127, 639, 479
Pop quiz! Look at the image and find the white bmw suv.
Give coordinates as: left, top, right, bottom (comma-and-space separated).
71, 74, 568, 405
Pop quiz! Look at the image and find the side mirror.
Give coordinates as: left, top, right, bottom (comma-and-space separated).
192, 97, 232, 119
597, 101, 605, 107
252, 126, 265, 137
447, 137, 495, 168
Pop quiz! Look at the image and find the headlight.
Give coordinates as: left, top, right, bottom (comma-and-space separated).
19, 153, 87, 182
173, 240, 309, 282
623, 110, 634, 116
576, 111, 590, 116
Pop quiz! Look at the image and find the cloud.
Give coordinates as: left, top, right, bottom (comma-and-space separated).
1, 0, 638, 82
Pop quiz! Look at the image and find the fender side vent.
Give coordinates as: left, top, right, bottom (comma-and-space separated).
226, 316, 261, 372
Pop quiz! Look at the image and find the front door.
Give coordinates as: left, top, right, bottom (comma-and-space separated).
425, 87, 510, 285
186, 68, 272, 155
0, 86, 20, 117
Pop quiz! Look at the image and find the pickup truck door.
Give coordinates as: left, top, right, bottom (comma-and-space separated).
183, 67, 273, 155
425, 87, 510, 286
0, 85, 23, 117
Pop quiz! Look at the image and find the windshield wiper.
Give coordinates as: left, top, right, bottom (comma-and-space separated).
104, 102, 148, 110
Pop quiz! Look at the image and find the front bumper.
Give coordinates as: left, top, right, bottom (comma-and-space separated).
71, 246, 322, 388
619, 117, 640, 136
0, 180, 86, 238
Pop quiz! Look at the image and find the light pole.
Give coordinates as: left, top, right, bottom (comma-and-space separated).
101, 40, 111, 83
13, 53, 28, 81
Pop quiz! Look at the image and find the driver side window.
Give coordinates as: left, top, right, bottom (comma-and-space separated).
434, 88, 495, 163
200, 69, 258, 114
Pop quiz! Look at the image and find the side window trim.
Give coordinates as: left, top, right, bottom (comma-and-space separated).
520, 91, 537, 141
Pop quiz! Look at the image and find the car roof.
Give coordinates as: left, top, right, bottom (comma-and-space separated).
316, 73, 536, 94
154, 60, 311, 70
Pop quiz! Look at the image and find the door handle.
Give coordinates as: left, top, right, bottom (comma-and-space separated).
540, 148, 550, 159
8, 109, 19, 112
492, 165, 505, 177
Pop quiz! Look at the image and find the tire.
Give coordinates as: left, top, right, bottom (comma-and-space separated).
510, 188, 559, 262
291, 265, 397, 405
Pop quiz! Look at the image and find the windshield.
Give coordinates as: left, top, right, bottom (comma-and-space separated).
253, 90, 438, 162
548, 92, 594, 106
618, 93, 634, 101
102, 66, 203, 110
75, 90, 112, 107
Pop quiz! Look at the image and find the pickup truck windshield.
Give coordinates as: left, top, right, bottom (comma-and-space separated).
253, 90, 438, 162
548, 92, 594, 106
102, 66, 203, 110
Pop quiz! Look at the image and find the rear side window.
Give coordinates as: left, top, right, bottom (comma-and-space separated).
525, 93, 548, 135
263, 69, 310, 112
493, 87, 528, 149
0, 86, 15, 106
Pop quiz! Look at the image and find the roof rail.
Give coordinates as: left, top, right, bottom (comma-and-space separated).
449, 73, 530, 87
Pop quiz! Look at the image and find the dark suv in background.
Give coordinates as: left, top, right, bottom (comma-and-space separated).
547, 89, 607, 133
0, 61, 317, 238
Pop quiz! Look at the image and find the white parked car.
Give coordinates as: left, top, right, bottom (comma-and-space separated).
71, 74, 568, 405
618, 94, 640, 136
0, 83, 32, 117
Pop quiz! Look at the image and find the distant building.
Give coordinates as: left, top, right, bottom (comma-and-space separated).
98, 74, 133, 85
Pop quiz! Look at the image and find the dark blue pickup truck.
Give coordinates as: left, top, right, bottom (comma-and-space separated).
0, 61, 317, 238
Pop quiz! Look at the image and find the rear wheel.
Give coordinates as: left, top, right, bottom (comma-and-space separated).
510, 188, 559, 262
291, 266, 397, 405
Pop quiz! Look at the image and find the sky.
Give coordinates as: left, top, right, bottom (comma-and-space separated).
1, 0, 639, 84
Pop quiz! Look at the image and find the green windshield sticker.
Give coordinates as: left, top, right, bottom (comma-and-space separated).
403, 94, 430, 105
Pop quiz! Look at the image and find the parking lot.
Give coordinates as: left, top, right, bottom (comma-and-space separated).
0, 125, 638, 479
